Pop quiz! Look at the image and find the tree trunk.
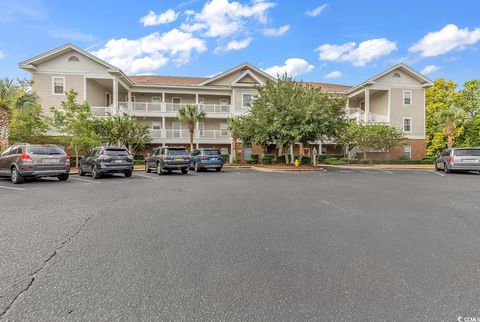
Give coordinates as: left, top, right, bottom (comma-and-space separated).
363, 151, 367, 160
75, 150, 79, 170
447, 135, 453, 149
232, 136, 237, 163
0, 106, 11, 150
189, 128, 194, 152
290, 145, 294, 164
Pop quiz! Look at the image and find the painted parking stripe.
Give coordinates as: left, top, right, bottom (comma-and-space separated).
430, 170, 445, 177
382, 170, 394, 175
69, 177, 102, 184
0, 185, 26, 191
133, 174, 158, 180
339, 170, 353, 173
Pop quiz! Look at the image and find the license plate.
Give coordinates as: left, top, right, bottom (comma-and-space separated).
176, 157, 183, 161
462, 159, 478, 163
113, 160, 123, 163
42, 158, 59, 164
211, 158, 217, 160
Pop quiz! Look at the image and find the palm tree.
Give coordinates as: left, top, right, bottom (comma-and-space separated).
177, 104, 206, 152
437, 107, 467, 149
0, 78, 38, 149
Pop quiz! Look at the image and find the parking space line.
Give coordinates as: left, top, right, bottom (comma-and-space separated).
0, 185, 26, 191
382, 170, 394, 175
69, 177, 102, 184
133, 174, 158, 180
430, 170, 445, 177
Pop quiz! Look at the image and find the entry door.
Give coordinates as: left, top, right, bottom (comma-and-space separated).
172, 122, 182, 138
243, 147, 252, 161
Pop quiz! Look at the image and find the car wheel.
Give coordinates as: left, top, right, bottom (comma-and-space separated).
156, 163, 164, 175
11, 167, 24, 184
216, 167, 222, 172
181, 168, 188, 174
145, 162, 151, 173
78, 164, 85, 176
194, 162, 200, 172
444, 163, 451, 173
434, 162, 439, 171
58, 173, 69, 181
124, 171, 132, 178
92, 165, 101, 179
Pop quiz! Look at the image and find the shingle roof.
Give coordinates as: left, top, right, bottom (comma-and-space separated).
301, 82, 351, 92
129, 75, 209, 85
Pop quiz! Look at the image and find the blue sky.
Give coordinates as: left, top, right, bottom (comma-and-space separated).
1, 0, 479, 86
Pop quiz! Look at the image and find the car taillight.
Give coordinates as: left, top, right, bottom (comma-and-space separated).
65, 156, 70, 162
127, 155, 133, 160
200, 156, 206, 160
20, 153, 32, 162
98, 155, 108, 160
448, 156, 454, 163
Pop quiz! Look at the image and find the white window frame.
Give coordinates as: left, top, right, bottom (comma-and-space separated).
403, 90, 412, 106
220, 122, 228, 136
172, 97, 182, 104
151, 96, 162, 103
242, 93, 253, 108
151, 122, 162, 130
52, 76, 65, 95
403, 117, 412, 133
403, 144, 412, 159
197, 122, 204, 136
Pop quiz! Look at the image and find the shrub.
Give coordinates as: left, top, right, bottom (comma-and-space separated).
134, 154, 144, 161
348, 159, 372, 164
69, 156, 77, 167
261, 154, 276, 164
250, 154, 259, 163
134, 160, 144, 165
300, 155, 312, 164
327, 154, 344, 160
316, 154, 327, 163
221, 154, 230, 163
277, 155, 286, 163
325, 158, 347, 165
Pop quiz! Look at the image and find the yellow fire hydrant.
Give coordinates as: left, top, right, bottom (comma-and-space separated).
294, 159, 300, 167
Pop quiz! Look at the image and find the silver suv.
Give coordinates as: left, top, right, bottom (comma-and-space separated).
0, 144, 70, 184
145, 147, 190, 175
435, 148, 480, 173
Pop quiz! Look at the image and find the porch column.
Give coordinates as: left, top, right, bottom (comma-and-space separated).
364, 89, 370, 123
318, 143, 322, 154
195, 93, 199, 104
162, 117, 166, 139
230, 142, 234, 163
112, 77, 118, 114
127, 91, 132, 110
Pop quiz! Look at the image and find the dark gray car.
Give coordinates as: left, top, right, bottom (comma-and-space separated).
78, 147, 134, 179
0, 144, 70, 184
435, 147, 480, 173
145, 147, 190, 175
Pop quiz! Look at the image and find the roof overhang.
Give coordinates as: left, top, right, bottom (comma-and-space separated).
198, 62, 276, 86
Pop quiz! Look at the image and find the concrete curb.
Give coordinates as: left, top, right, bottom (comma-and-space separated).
251, 166, 325, 172
324, 164, 434, 170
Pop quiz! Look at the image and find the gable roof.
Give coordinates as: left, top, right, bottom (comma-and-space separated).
129, 75, 209, 86
302, 82, 351, 92
198, 62, 276, 86
346, 63, 434, 94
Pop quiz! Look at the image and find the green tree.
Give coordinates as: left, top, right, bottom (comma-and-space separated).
50, 90, 101, 166
436, 107, 467, 149
457, 80, 480, 117
9, 98, 48, 144
336, 120, 358, 157
99, 114, 151, 155
425, 79, 459, 155
0, 78, 40, 149
353, 124, 404, 160
177, 104, 206, 152
460, 114, 480, 147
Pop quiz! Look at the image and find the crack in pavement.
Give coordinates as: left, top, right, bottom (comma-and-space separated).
0, 215, 94, 320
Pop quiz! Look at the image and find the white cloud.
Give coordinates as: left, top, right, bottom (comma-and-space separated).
92, 29, 206, 74
421, 65, 440, 75
409, 24, 480, 57
140, 9, 179, 26
181, 0, 276, 37
324, 71, 342, 79
264, 58, 314, 78
262, 25, 290, 37
215, 38, 252, 53
306, 4, 327, 17
0, 50, 4, 59
316, 38, 397, 66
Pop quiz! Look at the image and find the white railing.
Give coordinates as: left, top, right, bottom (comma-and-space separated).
149, 129, 231, 140
91, 106, 113, 116
367, 113, 388, 123
119, 102, 231, 114
347, 107, 388, 124
348, 145, 360, 159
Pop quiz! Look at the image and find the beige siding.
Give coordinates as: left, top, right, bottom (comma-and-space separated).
233, 88, 258, 112
86, 79, 111, 107
369, 91, 388, 114
374, 70, 423, 88
208, 68, 270, 86
390, 88, 425, 137
32, 73, 85, 116
36, 50, 110, 74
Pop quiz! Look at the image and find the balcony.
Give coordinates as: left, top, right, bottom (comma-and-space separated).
119, 102, 231, 116
91, 106, 113, 117
347, 108, 388, 124
149, 129, 231, 144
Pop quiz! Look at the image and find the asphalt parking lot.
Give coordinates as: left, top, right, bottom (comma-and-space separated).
1, 168, 480, 320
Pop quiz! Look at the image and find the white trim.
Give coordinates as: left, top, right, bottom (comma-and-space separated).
403, 144, 412, 159
403, 90, 412, 106
171, 97, 182, 104
403, 117, 412, 133
242, 93, 254, 108
151, 96, 162, 103
230, 70, 265, 86
51, 76, 65, 95
198, 62, 276, 86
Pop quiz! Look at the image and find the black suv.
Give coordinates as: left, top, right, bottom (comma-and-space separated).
78, 147, 134, 179
145, 147, 190, 175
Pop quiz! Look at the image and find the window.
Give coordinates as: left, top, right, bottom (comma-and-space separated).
403, 90, 412, 105
403, 145, 412, 159
172, 97, 181, 104
242, 93, 253, 108
152, 96, 162, 103
68, 56, 79, 62
52, 77, 65, 95
403, 117, 412, 132
151, 122, 162, 130
220, 122, 228, 136
220, 147, 228, 155
220, 98, 229, 112
198, 122, 204, 136
393, 72, 401, 78
303, 148, 310, 156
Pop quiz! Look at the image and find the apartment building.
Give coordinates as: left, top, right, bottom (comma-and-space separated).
19, 44, 433, 160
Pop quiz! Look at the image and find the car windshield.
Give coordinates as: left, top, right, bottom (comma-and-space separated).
204, 150, 220, 156
28, 147, 65, 155
167, 149, 188, 156
454, 149, 480, 156
104, 149, 129, 156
